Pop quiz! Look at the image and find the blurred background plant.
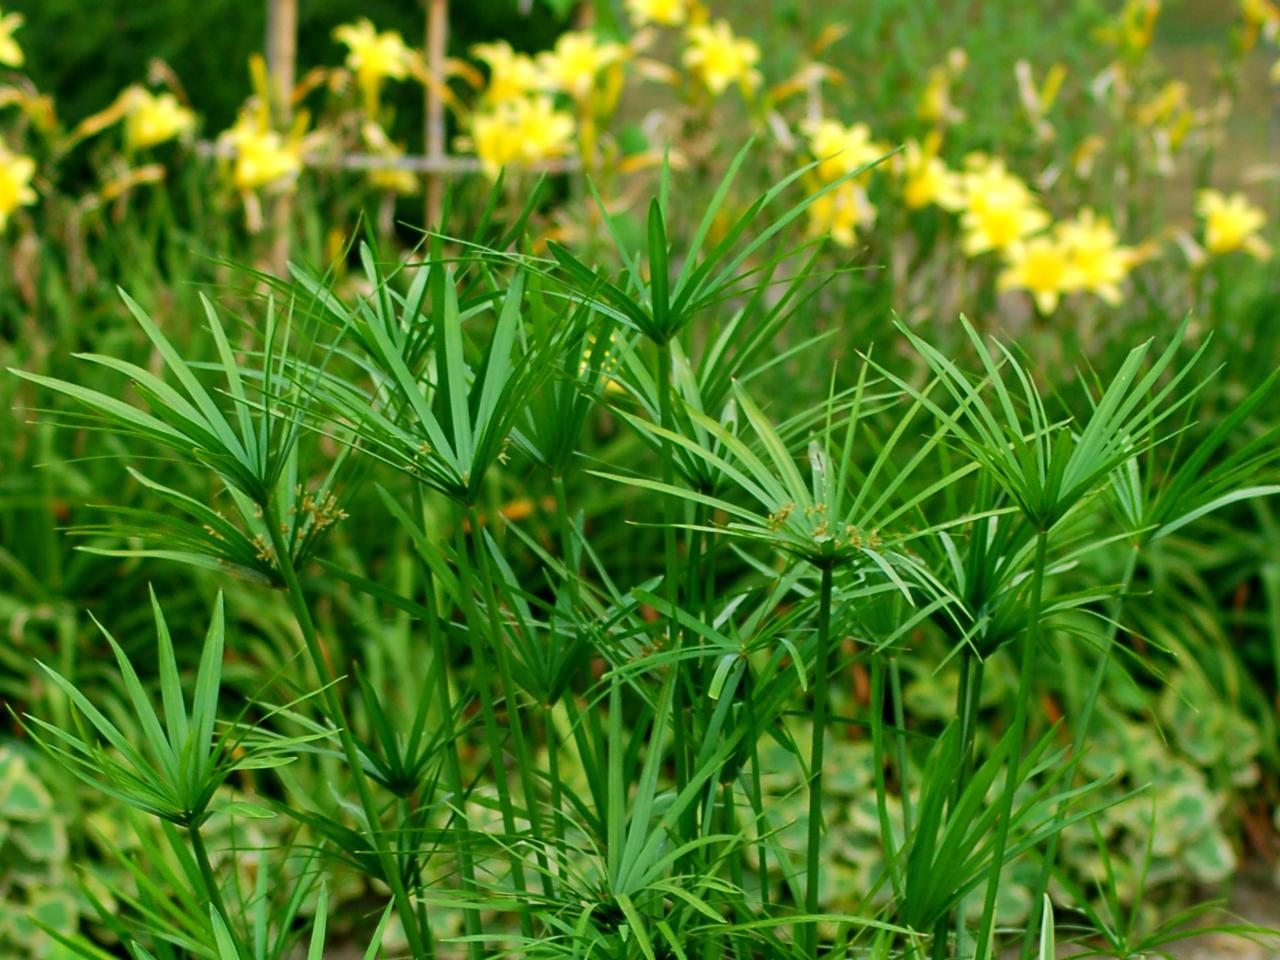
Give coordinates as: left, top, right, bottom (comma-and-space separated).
3, 0, 1280, 957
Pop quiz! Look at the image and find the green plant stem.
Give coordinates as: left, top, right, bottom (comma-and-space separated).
950, 649, 984, 955
188, 823, 228, 923
724, 778, 743, 893
936, 650, 972, 957
688, 503, 715, 864
870, 657, 904, 903
420, 548, 484, 960
803, 563, 835, 959
545, 705, 568, 867
467, 507, 555, 900
889, 657, 913, 838
952, 651, 975, 809
448, 512, 537, 934
719, 777, 743, 960
552, 474, 576, 587
265, 510, 429, 959
686, 509, 703, 621
931, 916, 948, 960
974, 529, 1049, 960
548, 475, 574, 868
961, 658, 985, 786
656, 342, 691, 828
1020, 541, 1139, 959
747, 681, 771, 912
400, 796, 436, 960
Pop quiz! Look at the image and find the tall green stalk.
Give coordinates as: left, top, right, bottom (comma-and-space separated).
548, 474, 575, 865
950, 649, 985, 955
448, 510, 537, 935
552, 474, 577, 593
467, 506, 555, 899
803, 563, 835, 958
188, 823, 228, 923
889, 657, 913, 838
870, 657, 904, 903
419, 547, 484, 960
747, 681, 772, 912
656, 342, 691, 823
1020, 542, 1139, 958
974, 529, 1049, 960
265, 510, 430, 959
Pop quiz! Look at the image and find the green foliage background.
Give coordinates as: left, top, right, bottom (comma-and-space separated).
2, 0, 1280, 956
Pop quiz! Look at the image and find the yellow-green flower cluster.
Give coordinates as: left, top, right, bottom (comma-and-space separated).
998, 212, 1139, 314
1197, 189, 1270, 260
538, 31, 626, 104
333, 18, 414, 116
798, 117, 1148, 313
956, 155, 1050, 256
958, 158, 1141, 314
220, 109, 304, 193
469, 95, 575, 180
801, 119, 886, 247
682, 19, 761, 97
123, 87, 196, 152
462, 35, 597, 179
471, 41, 546, 104
0, 0, 1271, 284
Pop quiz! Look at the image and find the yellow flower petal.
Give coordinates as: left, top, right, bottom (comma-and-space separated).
1197, 188, 1269, 258
0, 143, 37, 230
683, 19, 760, 97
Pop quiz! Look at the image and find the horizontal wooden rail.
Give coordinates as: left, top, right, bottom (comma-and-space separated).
194, 141, 583, 176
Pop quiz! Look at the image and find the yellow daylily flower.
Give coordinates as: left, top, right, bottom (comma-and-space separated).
627, 0, 687, 27
898, 137, 964, 211
538, 31, 625, 102
958, 155, 1050, 255
471, 41, 545, 103
998, 235, 1081, 314
683, 19, 761, 97
807, 180, 876, 248
0, 7, 23, 68
466, 95, 575, 179
0, 143, 36, 230
802, 119, 886, 183
221, 111, 303, 192
333, 18, 413, 113
1056, 209, 1137, 304
962, 196, 1049, 256
1197, 189, 1271, 259
123, 88, 196, 151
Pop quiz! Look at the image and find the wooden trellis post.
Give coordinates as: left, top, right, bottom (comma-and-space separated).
425, 0, 449, 230
229, 0, 577, 255
266, 0, 297, 275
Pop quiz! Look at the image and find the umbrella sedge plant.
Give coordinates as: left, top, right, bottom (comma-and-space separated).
9, 152, 1280, 960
